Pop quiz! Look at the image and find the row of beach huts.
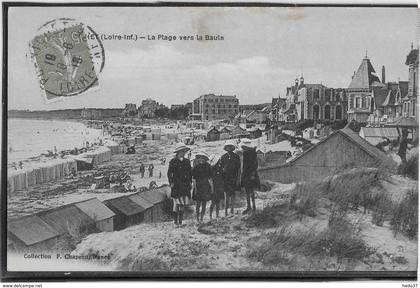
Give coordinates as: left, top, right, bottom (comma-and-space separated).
7, 141, 121, 194
7, 186, 171, 252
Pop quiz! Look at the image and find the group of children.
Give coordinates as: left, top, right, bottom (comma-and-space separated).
167, 139, 260, 228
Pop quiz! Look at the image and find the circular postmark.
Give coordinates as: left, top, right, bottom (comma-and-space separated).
28, 18, 105, 101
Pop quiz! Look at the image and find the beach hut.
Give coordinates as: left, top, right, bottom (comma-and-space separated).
258, 128, 398, 184
152, 133, 161, 140
219, 127, 231, 140
71, 155, 94, 170
206, 127, 220, 142
139, 186, 169, 222
359, 127, 400, 145
103, 196, 145, 230
8, 215, 64, 251
127, 193, 154, 223
248, 127, 262, 139
229, 126, 249, 139
74, 198, 116, 232
38, 205, 98, 239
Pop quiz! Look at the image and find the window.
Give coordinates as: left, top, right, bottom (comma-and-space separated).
313, 89, 319, 100
356, 97, 361, 108
362, 97, 366, 108
215, 99, 218, 102
336, 94, 340, 102
324, 105, 331, 119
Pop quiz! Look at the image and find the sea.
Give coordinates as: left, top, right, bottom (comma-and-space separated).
8, 118, 104, 164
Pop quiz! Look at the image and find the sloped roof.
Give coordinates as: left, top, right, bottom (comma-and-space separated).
104, 196, 145, 215
284, 104, 296, 114
405, 48, 419, 65
339, 128, 397, 171
349, 58, 381, 89
399, 81, 409, 98
372, 86, 389, 107
389, 117, 419, 127
381, 90, 394, 107
207, 126, 219, 133
38, 205, 96, 234
74, 198, 115, 222
140, 186, 168, 204
261, 128, 397, 172
128, 193, 154, 210
360, 127, 399, 139
8, 215, 61, 246
304, 84, 326, 90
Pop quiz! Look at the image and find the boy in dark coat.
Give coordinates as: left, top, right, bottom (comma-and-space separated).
220, 140, 241, 216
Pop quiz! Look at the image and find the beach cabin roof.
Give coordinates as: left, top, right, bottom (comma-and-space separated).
74, 198, 115, 222
360, 127, 399, 139
128, 193, 154, 210
388, 117, 418, 128
207, 126, 220, 133
140, 186, 168, 205
8, 215, 62, 246
286, 128, 397, 171
38, 205, 96, 235
104, 196, 146, 215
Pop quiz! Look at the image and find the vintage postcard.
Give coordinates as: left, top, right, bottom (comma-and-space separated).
2, 3, 419, 279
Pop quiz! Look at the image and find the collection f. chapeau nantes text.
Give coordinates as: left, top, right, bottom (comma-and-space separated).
23, 253, 111, 260
85, 32, 224, 41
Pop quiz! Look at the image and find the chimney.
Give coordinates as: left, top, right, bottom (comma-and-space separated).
382, 65, 386, 83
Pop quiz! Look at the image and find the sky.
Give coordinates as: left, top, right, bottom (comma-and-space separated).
7, 6, 419, 110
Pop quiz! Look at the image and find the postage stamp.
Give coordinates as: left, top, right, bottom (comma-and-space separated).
28, 18, 105, 102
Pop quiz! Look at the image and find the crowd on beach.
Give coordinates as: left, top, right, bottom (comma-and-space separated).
168, 138, 260, 228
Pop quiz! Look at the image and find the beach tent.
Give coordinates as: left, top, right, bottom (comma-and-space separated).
103, 196, 146, 230
74, 198, 116, 232
127, 193, 154, 223
139, 186, 169, 222
38, 205, 98, 239
8, 215, 64, 251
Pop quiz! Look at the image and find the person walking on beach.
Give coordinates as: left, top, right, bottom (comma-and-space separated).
192, 152, 214, 223
167, 143, 192, 228
240, 138, 260, 214
220, 140, 241, 216
139, 164, 145, 178
149, 164, 154, 178
209, 154, 224, 220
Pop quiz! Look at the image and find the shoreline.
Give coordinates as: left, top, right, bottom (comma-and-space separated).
8, 118, 106, 166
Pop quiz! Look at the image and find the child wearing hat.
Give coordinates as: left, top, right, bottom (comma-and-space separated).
209, 154, 224, 219
220, 140, 241, 216
167, 143, 192, 228
192, 151, 214, 223
240, 138, 260, 214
